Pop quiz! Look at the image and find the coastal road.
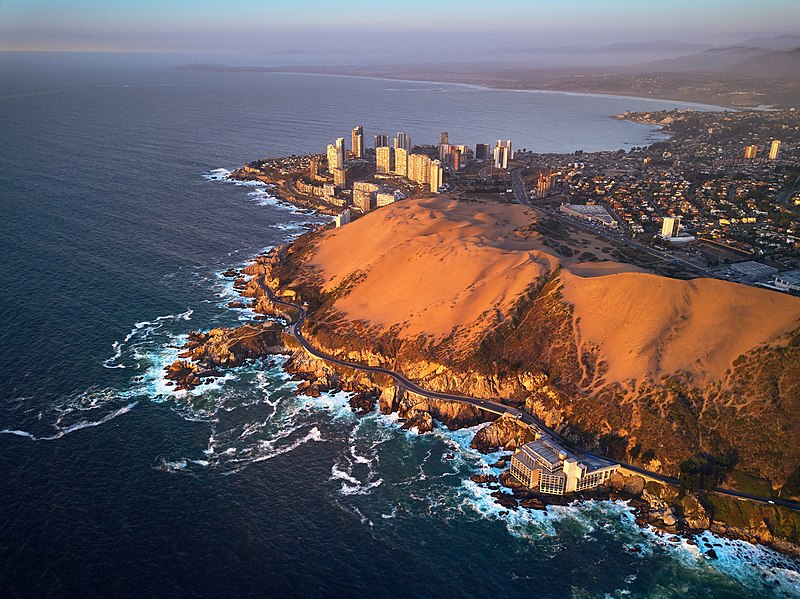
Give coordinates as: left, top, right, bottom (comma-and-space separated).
265, 287, 800, 510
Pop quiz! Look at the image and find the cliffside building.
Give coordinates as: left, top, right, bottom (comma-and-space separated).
510, 437, 618, 495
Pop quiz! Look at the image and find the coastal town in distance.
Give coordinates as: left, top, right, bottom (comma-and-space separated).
231, 108, 800, 295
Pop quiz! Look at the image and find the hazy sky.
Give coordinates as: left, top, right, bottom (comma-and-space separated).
1, 0, 799, 55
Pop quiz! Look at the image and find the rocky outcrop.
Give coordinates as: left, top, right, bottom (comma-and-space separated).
164, 322, 285, 390
471, 414, 537, 452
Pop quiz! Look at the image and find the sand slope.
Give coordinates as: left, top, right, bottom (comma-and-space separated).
310, 196, 800, 383
560, 270, 800, 384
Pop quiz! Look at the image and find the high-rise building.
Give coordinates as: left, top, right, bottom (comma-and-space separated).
438, 143, 451, 162
374, 134, 390, 149
661, 216, 681, 239
309, 157, 319, 179
353, 181, 379, 213
336, 137, 345, 159
744, 145, 759, 159
430, 160, 443, 193
408, 153, 431, 185
332, 167, 347, 188
394, 147, 408, 177
494, 143, 510, 169
439, 132, 449, 145
395, 132, 412, 152
475, 143, 491, 160
769, 140, 781, 160
451, 146, 463, 170
495, 139, 513, 165
327, 143, 343, 171
376, 146, 392, 174
351, 126, 364, 158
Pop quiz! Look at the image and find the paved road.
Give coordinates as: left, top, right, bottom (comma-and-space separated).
266, 288, 800, 509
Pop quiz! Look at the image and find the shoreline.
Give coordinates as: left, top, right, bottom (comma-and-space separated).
163, 181, 800, 561
180, 65, 734, 112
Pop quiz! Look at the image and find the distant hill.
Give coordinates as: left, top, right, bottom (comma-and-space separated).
736, 47, 800, 77
639, 46, 773, 72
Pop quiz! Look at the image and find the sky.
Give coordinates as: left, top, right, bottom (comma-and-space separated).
1, 0, 799, 57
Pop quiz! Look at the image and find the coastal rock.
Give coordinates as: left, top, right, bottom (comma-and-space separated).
471, 413, 536, 453
470, 474, 499, 484
349, 390, 378, 415
401, 411, 434, 434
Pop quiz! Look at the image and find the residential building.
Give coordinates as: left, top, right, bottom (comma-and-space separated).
744, 145, 759, 159
352, 181, 379, 213
475, 143, 491, 160
376, 190, 404, 207
408, 153, 431, 185
661, 215, 681, 239
376, 146, 392, 174
374, 134, 390, 149
510, 437, 618, 495
438, 143, 451, 162
327, 141, 344, 171
395, 131, 412, 152
351, 126, 364, 158
394, 147, 408, 177
309, 157, 319, 179
332, 167, 347, 188
430, 159, 443, 193
439, 131, 449, 145
334, 209, 351, 227
769, 140, 781, 160
494, 140, 513, 169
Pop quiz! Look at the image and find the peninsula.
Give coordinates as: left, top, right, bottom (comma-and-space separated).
178, 114, 800, 554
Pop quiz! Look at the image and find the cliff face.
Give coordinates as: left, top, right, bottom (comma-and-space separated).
262, 198, 800, 499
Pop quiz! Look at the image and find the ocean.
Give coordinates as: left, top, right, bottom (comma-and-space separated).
1, 51, 798, 598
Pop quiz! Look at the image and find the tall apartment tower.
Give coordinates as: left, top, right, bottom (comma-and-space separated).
394, 147, 409, 177
744, 145, 759, 159
475, 143, 491, 160
376, 146, 392, 174
661, 216, 681, 239
327, 143, 343, 171
496, 139, 513, 159
374, 134, 390, 149
493, 144, 509, 169
769, 140, 781, 160
438, 143, 451, 162
439, 132, 449, 145
429, 160, 443, 193
351, 126, 364, 158
408, 153, 431, 185
395, 132, 412, 152
309, 157, 319, 179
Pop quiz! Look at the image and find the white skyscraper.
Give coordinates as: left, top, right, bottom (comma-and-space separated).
661, 216, 681, 239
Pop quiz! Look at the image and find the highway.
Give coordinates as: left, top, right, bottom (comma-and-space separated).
265, 284, 800, 511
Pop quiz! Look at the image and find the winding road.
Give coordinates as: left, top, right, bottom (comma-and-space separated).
265, 285, 800, 511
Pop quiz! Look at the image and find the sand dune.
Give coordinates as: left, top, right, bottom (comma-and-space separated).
560, 270, 800, 384
309, 196, 800, 383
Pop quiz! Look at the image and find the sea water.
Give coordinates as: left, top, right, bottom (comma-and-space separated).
1, 52, 797, 598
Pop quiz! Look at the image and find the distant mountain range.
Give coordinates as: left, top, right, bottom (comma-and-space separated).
636, 37, 800, 77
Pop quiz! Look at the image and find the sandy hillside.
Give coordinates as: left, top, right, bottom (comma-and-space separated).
308, 196, 800, 383
310, 196, 632, 340
560, 270, 800, 384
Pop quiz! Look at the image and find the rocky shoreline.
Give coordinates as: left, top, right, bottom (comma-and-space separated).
162, 241, 800, 559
